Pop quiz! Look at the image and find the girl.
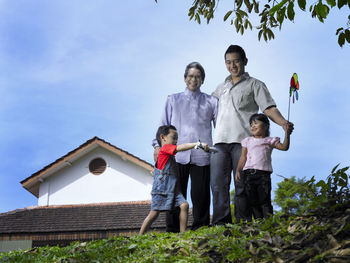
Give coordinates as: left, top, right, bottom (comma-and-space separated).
235, 113, 291, 220
139, 125, 209, 234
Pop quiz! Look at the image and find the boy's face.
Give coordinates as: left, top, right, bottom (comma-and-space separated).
225, 52, 247, 81
161, 129, 178, 146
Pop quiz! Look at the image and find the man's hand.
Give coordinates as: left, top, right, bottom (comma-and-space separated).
153, 146, 160, 162
282, 121, 294, 135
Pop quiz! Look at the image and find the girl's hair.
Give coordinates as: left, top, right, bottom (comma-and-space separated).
156, 125, 177, 146
184, 62, 205, 84
249, 113, 270, 137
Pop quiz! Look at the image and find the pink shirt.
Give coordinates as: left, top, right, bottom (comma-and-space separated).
241, 136, 280, 172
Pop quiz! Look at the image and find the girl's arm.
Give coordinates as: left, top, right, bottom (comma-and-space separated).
176, 142, 209, 152
235, 147, 248, 181
275, 130, 290, 151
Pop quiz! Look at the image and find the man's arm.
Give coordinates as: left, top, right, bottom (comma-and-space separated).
264, 106, 294, 133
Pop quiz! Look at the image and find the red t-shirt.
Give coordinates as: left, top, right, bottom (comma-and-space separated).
157, 144, 177, 170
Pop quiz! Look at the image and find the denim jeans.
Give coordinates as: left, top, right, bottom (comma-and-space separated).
210, 143, 243, 225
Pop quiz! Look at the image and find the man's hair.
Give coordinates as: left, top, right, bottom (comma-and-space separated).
184, 62, 205, 84
224, 45, 247, 61
249, 113, 270, 137
156, 125, 177, 146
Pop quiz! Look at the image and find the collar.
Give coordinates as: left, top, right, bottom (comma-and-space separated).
184, 87, 201, 98
224, 72, 250, 84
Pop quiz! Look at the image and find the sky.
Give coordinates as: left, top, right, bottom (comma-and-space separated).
1, 0, 349, 213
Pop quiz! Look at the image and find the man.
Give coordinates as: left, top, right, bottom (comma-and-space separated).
210, 45, 293, 225
153, 62, 217, 231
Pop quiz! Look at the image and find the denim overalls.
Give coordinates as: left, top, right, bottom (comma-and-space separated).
151, 155, 186, 211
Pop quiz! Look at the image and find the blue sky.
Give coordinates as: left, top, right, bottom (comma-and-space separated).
1, 0, 349, 213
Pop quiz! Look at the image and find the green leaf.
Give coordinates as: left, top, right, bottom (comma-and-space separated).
269, 0, 288, 15
317, 3, 329, 19
336, 27, 344, 34
338, 0, 347, 8
287, 2, 295, 20
237, 9, 248, 17
331, 163, 340, 173
326, 0, 336, 7
254, 2, 259, 13
298, 0, 306, 11
345, 29, 350, 43
195, 13, 201, 24
224, 10, 233, 21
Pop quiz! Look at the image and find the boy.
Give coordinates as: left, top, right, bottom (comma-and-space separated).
139, 125, 209, 234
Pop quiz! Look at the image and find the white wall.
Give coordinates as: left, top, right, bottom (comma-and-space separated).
38, 147, 153, 206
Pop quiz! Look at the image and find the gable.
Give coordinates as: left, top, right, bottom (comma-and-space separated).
38, 147, 154, 206
21, 137, 154, 197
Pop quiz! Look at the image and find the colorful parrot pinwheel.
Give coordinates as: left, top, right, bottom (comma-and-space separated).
290, 73, 299, 103
287, 73, 300, 121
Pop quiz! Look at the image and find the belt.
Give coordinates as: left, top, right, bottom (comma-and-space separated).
243, 169, 271, 175
244, 169, 257, 175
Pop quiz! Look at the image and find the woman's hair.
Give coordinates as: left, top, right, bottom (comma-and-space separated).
184, 62, 205, 84
249, 113, 270, 137
224, 45, 247, 61
156, 125, 177, 146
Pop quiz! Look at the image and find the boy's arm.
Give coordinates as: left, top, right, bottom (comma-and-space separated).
235, 147, 247, 181
275, 130, 290, 151
176, 142, 209, 152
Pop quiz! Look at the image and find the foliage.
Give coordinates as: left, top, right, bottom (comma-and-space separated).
273, 176, 317, 215
304, 163, 350, 212
159, 0, 350, 47
274, 164, 350, 215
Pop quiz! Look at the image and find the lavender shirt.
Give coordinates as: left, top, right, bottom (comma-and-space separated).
152, 88, 218, 166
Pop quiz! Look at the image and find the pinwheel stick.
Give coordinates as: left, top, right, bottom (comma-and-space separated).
288, 92, 291, 121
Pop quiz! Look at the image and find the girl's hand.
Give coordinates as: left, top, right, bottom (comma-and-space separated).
235, 170, 241, 181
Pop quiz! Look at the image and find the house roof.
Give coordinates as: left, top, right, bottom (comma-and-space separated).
21, 136, 154, 197
0, 201, 167, 234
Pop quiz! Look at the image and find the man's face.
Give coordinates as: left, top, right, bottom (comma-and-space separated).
225, 52, 247, 81
184, 68, 202, 92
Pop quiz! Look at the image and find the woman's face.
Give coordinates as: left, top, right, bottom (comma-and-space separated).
184, 68, 202, 92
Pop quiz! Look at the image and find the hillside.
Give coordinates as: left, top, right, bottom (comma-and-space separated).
1, 203, 349, 263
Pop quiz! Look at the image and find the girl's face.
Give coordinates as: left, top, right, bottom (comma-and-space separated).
250, 120, 268, 138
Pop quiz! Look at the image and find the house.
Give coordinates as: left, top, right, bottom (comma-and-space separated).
21, 136, 154, 206
0, 137, 192, 252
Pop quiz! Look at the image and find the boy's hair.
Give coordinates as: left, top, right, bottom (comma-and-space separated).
249, 113, 270, 137
184, 62, 205, 84
224, 45, 247, 61
156, 125, 177, 146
